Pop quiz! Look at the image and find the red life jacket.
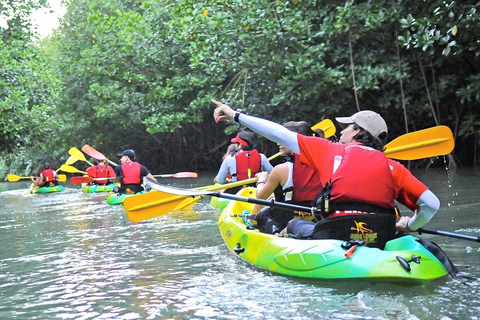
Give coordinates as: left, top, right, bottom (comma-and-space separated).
121, 162, 142, 185
234, 150, 261, 180
330, 145, 395, 210
42, 169, 55, 182
87, 164, 112, 184
291, 153, 324, 203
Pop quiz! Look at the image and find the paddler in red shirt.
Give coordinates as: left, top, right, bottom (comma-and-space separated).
212, 100, 440, 248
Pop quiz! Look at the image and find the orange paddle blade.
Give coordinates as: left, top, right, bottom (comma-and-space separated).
384, 125, 454, 160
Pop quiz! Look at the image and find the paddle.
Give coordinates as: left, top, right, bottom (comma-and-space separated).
383, 125, 454, 160
153, 172, 198, 178
58, 164, 87, 174
418, 227, 480, 243
144, 177, 313, 211
68, 147, 94, 166
71, 176, 115, 185
71, 171, 198, 185
124, 178, 258, 222
82, 144, 118, 167
8, 174, 67, 183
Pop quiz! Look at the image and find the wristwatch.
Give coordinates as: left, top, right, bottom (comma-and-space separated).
234, 109, 246, 123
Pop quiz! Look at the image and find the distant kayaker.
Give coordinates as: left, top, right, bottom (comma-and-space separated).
31, 162, 59, 187
213, 100, 440, 248
248, 121, 324, 234
214, 130, 273, 194
115, 149, 157, 194
86, 158, 116, 185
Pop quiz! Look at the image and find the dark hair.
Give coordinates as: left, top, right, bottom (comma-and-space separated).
44, 162, 51, 169
352, 123, 384, 151
283, 121, 325, 138
237, 131, 255, 150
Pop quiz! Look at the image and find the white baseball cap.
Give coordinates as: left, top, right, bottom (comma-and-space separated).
336, 110, 387, 139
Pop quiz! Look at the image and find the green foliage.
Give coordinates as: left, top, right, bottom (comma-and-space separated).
2, 0, 480, 171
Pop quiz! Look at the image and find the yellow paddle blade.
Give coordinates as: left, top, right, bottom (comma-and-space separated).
384, 125, 454, 160
68, 147, 87, 161
68, 147, 94, 166
65, 155, 78, 166
57, 174, 67, 182
7, 174, 30, 182
311, 118, 336, 138
175, 196, 203, 210
124, 178, 258, 222
58, 164, 87, 174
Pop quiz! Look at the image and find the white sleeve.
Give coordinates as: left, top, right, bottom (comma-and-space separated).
407, 189, 440, 231
261, 154, 274, 173
238, 113, 300, 154
215, 157, 235, 183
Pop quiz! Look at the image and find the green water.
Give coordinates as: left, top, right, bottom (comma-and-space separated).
1, 167, 479, 319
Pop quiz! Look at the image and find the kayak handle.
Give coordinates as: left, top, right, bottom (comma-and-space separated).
234, 243, 245, 255
396, 254, 421, 272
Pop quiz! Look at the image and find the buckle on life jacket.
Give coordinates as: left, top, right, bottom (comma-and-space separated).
311, 181, 332, 221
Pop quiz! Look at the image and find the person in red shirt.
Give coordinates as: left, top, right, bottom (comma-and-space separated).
114, 149, 157, 194
86, 159, 116, 185
212, 100, 440, 248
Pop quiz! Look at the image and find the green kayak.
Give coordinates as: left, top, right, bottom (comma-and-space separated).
209, 196, 230, 209
82, 183, 116, 193
218, 187, 449, 285
30, 184, 65, 194
106, 190, 147, 205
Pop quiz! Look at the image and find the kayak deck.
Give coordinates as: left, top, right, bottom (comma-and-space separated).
218, 188, 448, 285
30, 184, 65, 194
82, 183, 116, 193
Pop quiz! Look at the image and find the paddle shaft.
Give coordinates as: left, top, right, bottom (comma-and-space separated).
418, 227, 480, 242
209, 191, 314, 212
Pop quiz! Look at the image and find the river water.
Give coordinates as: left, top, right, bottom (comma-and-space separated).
1, 166, 479, 319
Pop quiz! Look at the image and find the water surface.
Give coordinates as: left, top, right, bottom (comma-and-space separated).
1, 166, 479, 319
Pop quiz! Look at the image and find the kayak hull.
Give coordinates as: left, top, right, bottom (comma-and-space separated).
218, 188, 448, 285
209, 196, 230, 209
31, 184, 65, 194
82, 183, 116, 193
106, 191, 147, 205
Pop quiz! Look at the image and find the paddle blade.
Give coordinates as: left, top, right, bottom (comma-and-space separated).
311, 119, 336, 139
82, 144, 106, 160
7, 174, 28, 182
58, 164, 87, 174
57, 174, 67, 182
384, 125, 454, 160
71, 176, 93, 185
123, 191, 190, 222
68, 147, 87, 162
124, 178, 258, 222
82, 145, 118, 166
65, 155, 79, 166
